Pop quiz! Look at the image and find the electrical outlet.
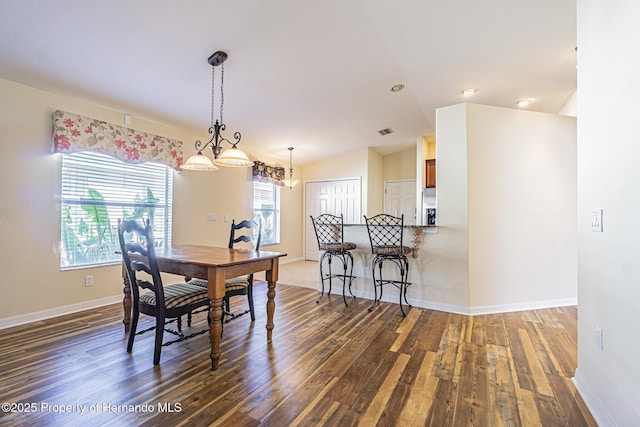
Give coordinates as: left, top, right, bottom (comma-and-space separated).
224, 214, 230, 223
84, 275, 94, 287
595, 326, 604, 351
207, 214, 216, 222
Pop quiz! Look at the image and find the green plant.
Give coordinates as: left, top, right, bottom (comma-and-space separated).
123, 187, 159, 227
61, 187, 159, 266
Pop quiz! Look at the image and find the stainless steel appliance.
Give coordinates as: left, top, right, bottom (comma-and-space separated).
422, 188, 436, 225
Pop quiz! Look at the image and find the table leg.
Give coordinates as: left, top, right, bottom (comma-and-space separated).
208, 267, 225, 370
122, 262, 131, 333
208, 297, 223, 370
265, 259, 280, 341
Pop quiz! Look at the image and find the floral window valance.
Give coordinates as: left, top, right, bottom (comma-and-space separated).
252, 160, 285, 186
52, 110, 183, 171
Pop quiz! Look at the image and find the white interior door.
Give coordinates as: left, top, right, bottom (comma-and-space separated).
305, 178, 361, 260
384, 180, 416, 225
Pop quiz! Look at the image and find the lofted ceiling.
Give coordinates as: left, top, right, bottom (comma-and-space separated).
0, 0, 576, 165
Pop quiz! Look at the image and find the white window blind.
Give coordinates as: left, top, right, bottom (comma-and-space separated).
253, 181, 280, 245
60, 151, 173, 269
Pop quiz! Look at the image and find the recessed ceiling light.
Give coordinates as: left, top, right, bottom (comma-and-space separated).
516, 98, 533, 108
461, 88, 477, 97
390, 84, 405, 93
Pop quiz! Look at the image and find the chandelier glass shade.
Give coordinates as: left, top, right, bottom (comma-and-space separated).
182, 51, 253, 171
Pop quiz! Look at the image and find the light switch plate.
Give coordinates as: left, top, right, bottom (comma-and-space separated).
591, 209, 603, 232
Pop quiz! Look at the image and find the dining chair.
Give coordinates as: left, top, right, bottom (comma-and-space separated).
310, 214, 357, 305
364, 214, 413, 316
188, 219, 261, 324
118, 219, 210, 365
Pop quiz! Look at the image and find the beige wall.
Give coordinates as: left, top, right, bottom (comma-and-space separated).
366, 148, 383, 217
424, 135, 436, 160
0, 77, 302, 324
302, 147, 368, 182
575, 0, 640, 424
382, 147, 416, 181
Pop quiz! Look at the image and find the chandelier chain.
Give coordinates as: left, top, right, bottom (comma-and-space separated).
289, 148, 294, 174
210, 66, 215, 127
210, 63, 225, 126
220, 63, 225, 125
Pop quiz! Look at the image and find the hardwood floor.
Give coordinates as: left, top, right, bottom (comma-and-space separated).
0, 269, 595, 426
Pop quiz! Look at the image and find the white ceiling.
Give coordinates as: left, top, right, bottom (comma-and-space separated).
0, 0, 576, 165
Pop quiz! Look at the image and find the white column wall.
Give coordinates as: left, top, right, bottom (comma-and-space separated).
466, 104, 577, 310
574, 1, 640, 425
428, 104, 471, 310
432, 103, 577, 313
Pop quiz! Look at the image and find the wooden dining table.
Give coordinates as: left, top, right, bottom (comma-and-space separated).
120, 245, 287, 370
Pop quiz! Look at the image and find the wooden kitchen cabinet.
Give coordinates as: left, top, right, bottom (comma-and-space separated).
425, 159, 436, 188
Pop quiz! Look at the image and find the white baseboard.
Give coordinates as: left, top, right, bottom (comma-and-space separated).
413, 300, 471, 315
355, 289, 471, 315
469, 298, 578, 315
573, 368, 615, 427
338, 288, 576, 316
0, 295, 122, 330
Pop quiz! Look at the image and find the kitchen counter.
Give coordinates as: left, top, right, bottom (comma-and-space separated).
343, 224, 437, 255
314, 224, 436, 310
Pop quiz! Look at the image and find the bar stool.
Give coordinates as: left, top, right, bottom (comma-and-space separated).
364, 214, 413, 316
310, 214, 357, 305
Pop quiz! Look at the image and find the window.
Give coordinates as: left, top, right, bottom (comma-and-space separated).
253, 181, 280, 245
60, 151, 173, 269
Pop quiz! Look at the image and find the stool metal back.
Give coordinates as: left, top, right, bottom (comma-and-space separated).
310, 214, 357, 305
364, 214, 412, 316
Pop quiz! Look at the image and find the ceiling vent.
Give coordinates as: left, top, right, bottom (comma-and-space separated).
378, 128, 394, 136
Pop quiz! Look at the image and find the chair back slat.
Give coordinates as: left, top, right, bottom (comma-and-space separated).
365, 214, 404, 250
311, 214, 345, 246
117, 219, 165, 310
229, 219, 262, 250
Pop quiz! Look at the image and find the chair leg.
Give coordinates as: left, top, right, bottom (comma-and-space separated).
347, 251, 356, 298
398, 257, 411, 317
247, 284, 255, 321
126, 309, 139, 353
341, 254, 348, 306
317, 252, 328, 303
153, 317, 165, 365
377, 259, 385, 302
327, 254, 333, 296
187, 312, 192, 327
369, 257, 382, 312
177, 315, 183, 333
403, 257, 412, 307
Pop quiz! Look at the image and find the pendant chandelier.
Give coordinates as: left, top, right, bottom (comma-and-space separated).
282, 147, 299, 189
182, 51, 253, 171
